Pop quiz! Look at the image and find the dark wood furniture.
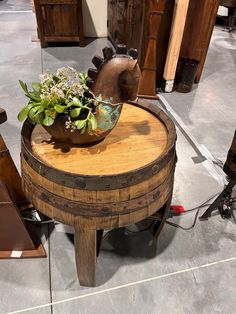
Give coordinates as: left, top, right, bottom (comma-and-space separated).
219, 0, 236, 31
21, 101, 177, 286
107, 0, 174, 82
108, 0, 220, 90
108, 0, 144, 57
0, 108, 45, 258
138, 0, 167, 99
34, 0, 84, 48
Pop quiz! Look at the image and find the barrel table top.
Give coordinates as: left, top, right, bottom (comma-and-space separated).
30, 103, 167, 175
21, 100, 177, 287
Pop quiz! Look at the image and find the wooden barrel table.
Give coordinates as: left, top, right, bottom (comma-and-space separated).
21, 100, 177, 286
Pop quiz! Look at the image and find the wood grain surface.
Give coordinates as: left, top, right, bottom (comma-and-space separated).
31, 103, 168, 175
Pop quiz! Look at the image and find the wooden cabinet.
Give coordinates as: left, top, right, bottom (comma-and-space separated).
34, 0, 84, 48
108, 0, 144, 59
107, 0, 175, 86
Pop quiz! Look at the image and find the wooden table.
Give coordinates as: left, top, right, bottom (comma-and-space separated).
21, 101, 177, 286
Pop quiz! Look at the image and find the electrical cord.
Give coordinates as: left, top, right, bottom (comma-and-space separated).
122, 192, 232, 233
165, 195, 236, 231
22, 209, 55, 224
23, 217, 55, 224
165, 208, 201, 231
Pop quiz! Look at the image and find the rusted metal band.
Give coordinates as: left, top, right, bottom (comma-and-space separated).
21, 101, 177, 190
22, 168, 175, 217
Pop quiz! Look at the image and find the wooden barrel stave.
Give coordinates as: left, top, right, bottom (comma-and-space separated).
22, 172, 174, 230
21, 152, 176, 204
21, 160, 174, 217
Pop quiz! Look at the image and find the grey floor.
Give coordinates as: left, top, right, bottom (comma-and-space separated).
0, 1, 236, 314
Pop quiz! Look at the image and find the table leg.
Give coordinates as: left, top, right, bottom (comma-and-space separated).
153, 194, 172, 237
74, 227, 97, 287
97, 230, 103, 257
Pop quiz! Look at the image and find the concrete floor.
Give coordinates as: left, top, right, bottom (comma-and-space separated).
0, 1, 236, 314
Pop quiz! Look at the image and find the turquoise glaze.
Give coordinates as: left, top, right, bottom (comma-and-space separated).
95, 103, 123, 134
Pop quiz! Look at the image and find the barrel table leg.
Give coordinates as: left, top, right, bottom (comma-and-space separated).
96, 230, 103, 257
74, 226, 97, 286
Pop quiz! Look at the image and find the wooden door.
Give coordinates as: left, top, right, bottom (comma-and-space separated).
107, 0, 118, 45
127, 0, 144, 50
116, 0, 128, 44
41, 4, 79, 37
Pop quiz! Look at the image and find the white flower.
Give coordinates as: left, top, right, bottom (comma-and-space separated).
40, 73, 52, 83
51, 86, 65, 98
69, 83, 83, 96
56, 66, 77, 79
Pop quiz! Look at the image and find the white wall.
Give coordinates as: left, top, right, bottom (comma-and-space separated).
82, 0, 108, 38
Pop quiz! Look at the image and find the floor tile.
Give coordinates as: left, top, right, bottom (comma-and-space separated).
48, 127, 235, 303
0, 226, 51, 314
0, 12, 39, 66
41, 38, 109, 73
0, 0, 31, 11
51, 258, 236, 314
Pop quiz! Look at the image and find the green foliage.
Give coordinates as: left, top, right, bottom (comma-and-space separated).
17, 67, 107, 134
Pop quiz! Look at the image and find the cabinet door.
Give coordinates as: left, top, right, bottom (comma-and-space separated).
127, 0, 143, 50
116, 0, 128, 44
42, 4, 79, 37
108, 0, 118, 46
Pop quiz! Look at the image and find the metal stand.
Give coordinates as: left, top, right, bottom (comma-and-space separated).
199, 179, 235, 220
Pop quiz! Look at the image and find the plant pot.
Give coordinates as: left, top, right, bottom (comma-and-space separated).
43, 103, 123, 145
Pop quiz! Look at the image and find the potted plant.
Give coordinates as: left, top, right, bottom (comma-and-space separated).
17, 46, 141, 145
17, 66, 116, 145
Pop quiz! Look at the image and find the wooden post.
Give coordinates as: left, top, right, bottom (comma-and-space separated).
163, 0, 190, 92
74, 224, 97, 287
